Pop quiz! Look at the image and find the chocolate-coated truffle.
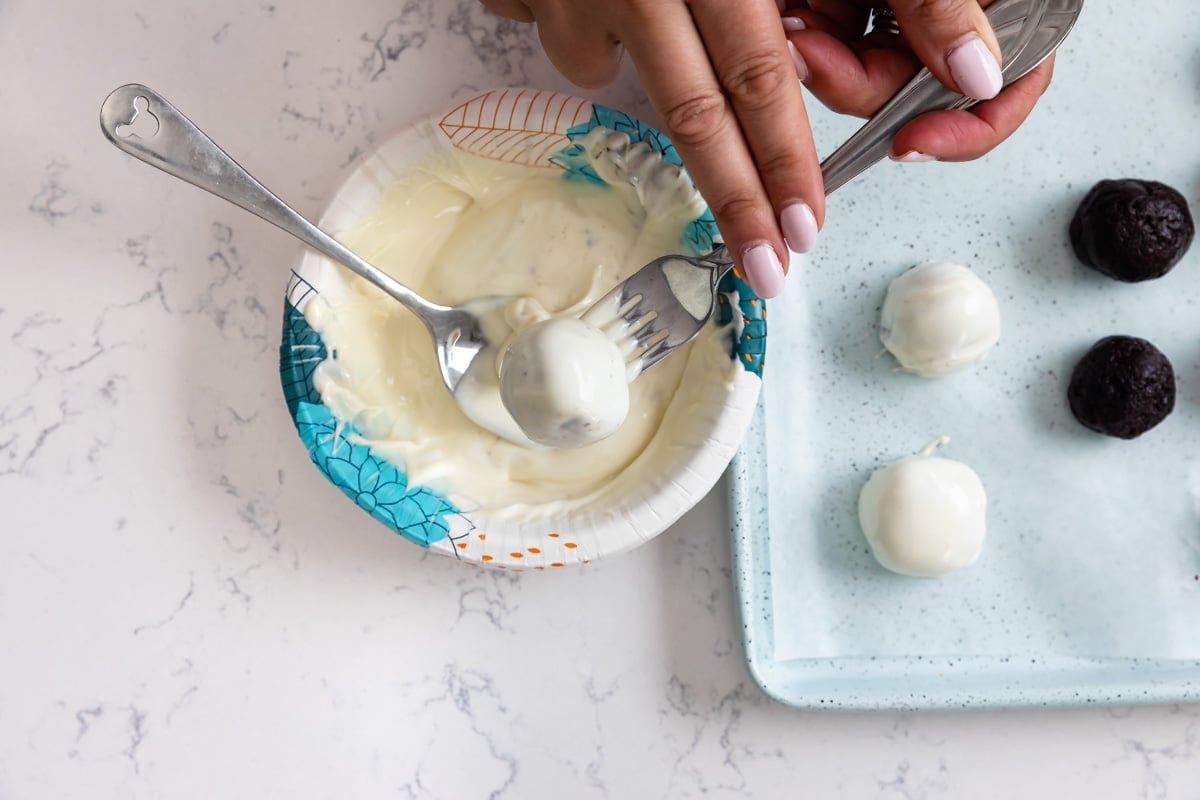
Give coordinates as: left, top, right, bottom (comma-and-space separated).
1067, 335, 1175, 439
1069, 179, 1194, 282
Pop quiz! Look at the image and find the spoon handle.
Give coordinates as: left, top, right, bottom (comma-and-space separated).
820, 0, 1083, 195
99, 84, 443, 317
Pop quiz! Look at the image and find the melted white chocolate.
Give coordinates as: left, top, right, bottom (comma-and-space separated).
879, 262, 1000, 377
857, 437, 988, 577
305, 132, 736, 517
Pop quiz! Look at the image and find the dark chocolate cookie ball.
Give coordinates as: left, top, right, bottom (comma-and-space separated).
1067, 336, 1175, 439
1069, 179, 1194, 282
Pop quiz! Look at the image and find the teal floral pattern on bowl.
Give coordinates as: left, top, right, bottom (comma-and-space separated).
281, 274, 465, 547
279, 89, 766, 568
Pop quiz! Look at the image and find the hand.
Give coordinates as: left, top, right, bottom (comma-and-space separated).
784, 0, 1054, 162
480, 0, 824, 299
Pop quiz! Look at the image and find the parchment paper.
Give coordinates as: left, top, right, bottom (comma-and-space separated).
766, 4, 1200, 661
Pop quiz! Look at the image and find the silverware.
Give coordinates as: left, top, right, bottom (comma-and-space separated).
99, 0, 1082, 420
99, 83, 504, 405
596, 0, 1084, 376
822, 0, 1084, 193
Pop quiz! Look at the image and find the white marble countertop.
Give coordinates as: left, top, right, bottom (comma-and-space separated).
2, 0, 1197, 796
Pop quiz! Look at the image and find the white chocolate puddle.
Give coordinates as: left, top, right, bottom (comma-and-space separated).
305, 130, 737, 517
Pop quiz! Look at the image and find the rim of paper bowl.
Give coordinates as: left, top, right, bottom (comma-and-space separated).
279, 88, 765, 570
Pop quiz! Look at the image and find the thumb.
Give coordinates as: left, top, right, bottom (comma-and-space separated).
889, 0, 1003, 101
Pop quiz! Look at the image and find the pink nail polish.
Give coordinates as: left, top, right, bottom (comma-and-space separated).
741, 243, 787, 299
781, 201, 819, 254
946, 34, 1003, 101
786, 41, 809, 82
782, 16, 806, 32
891, 150, 937, 163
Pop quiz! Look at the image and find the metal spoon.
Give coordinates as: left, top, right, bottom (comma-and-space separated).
100, 83, 503, 407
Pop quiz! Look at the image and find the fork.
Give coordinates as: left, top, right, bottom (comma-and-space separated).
591, 0, 1083, 378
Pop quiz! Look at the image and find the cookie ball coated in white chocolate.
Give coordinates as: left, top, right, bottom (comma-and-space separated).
857, 438, 987, 578
879, 262, 1001, 377
499, 317, 630, 449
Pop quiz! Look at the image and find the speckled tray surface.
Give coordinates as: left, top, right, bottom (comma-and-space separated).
729, 3, 1200, 710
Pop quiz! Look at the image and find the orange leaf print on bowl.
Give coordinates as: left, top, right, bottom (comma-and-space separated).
438, 89, 590, 168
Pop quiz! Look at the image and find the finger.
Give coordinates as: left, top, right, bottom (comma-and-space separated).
889, 55, 1055, 161
622, 3, 795, 298
805, 0, 873, 36
478, 0, 534, 22
795, 3, 918, 60
888, 0, 1004, 101
788, 26, 920, 117
781, 5, 864, 43
528, 3, 623, 89
690, 0, 824, 258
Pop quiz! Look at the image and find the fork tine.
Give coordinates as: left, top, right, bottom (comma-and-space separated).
620, 303, 650, 325
638, 339, 673, 370
626, 321, 669, 366
625, 310, 657, 337
616, 295, 642, 318
632, 321, 665, 346
642, 328, 669, 348
582, 244, 734, 376
615, 335, 641, 359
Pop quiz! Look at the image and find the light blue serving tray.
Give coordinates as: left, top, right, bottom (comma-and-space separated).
727, 0, 1200, 710
730, 406, 1200, 711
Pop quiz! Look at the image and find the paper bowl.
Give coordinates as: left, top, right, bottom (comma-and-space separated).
279, 88, 764, 569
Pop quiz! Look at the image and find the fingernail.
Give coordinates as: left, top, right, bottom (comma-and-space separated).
786, 41, 809, 82
946, 34, 1003, 101
781, 201, 819, 254
891, 150, 937, 163
741, 243, 787, 299
782, 16, 806, 32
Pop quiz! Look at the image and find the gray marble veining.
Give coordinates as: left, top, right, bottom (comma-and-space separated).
0, 0, 1196, 797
